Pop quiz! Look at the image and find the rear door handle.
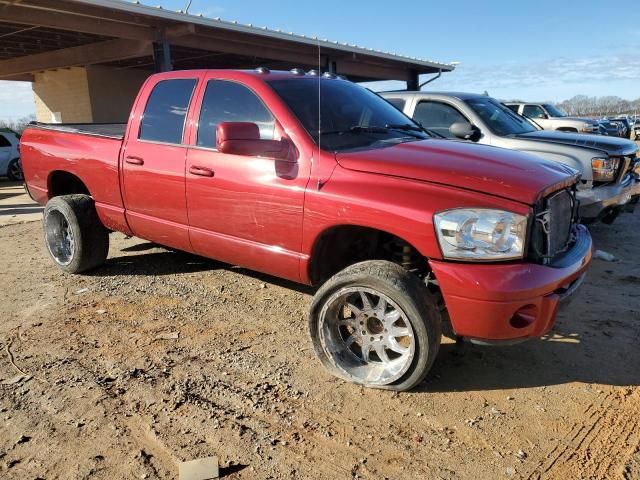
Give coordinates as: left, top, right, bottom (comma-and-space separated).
125, 156, 144, 165
189, 166, 215, 177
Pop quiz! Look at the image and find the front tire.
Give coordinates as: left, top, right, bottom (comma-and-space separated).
43, 195, 109, 273
309, 260, 442, 391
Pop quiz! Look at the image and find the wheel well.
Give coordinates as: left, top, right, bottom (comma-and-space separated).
308, 225, 428, 285
48, 171, 90, 198
557, 127, 578, 133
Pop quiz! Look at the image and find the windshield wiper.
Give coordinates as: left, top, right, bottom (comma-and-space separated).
319, 125, 389, 136
320, 124, 427, 140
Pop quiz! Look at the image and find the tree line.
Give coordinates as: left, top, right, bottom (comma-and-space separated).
0, 115, 36, 134
555, 95, 640, 117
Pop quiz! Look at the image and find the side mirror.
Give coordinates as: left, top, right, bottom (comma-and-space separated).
216, 122, 295, 161
449, 121, 481, 141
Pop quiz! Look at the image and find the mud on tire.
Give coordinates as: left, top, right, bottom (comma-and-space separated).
309, 260, 442, 391
43, 194, 109, 273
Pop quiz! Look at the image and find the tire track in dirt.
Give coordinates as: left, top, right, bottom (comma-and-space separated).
526, 389, 640, 479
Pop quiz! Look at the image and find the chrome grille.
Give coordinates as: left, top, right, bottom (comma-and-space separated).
616, 155, 633, 182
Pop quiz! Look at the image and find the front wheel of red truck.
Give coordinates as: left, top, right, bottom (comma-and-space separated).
309, 260, 442, 391
43, 195, 109, 273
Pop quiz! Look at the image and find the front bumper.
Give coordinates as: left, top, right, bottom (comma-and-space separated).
577, 174, 640, 221
429, 225, 592, 342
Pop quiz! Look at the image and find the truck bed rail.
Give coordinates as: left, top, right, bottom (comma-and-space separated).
28, 122, 126, 140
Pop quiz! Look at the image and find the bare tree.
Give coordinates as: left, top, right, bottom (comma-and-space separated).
557, 96, 640, 117
0, 115, 36, 134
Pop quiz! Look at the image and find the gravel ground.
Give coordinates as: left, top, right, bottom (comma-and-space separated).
0, 208, 639, 479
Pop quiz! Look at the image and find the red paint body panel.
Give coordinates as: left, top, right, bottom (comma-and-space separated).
430, 227, 592, 340
337, 140, 577, 205
19, 127, 132, 235
20, 69, 593, 342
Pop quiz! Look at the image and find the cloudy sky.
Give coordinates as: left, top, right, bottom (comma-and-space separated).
2, 0, 639, 120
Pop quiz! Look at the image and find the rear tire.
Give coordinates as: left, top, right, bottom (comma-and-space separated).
309, 260, 442, 391
43, 195, 109, 273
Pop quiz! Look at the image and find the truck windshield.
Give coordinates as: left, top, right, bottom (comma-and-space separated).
267, 78, 428, 152
465, 97, 538, 136
542, 104, 568, 117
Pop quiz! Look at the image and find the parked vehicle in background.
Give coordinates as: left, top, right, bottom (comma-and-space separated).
382, 91, 640, 224
609, 117, 631, 138
596, 123, 609, 136
599, 119, 624, 138
20, 69, 592, 391
505, 102, 601, 134
0, 129, 22, 180
633, 119, 640, 140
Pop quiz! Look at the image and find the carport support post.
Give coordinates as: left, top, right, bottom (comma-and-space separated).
153, 40, 172, 72
327, 59, 337, 74
406, 70, 419, 91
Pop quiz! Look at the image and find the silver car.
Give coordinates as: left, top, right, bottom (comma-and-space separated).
382, 91, 640, 224
0, 130, 22, 180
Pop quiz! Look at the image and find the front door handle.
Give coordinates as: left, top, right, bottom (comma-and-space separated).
125, 156, 144, 166
189, 166, 215, 177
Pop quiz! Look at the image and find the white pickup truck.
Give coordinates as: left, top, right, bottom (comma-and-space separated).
504, 102, 600, 134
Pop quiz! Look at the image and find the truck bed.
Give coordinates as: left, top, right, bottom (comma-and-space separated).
29, 122, 126, 140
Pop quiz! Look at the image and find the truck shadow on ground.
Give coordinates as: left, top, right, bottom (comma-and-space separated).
419, 327, 640, 392
96, 243, 315, 294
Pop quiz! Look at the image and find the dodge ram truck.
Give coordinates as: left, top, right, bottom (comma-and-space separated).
21, 69, 592, 391
382, 91, 640, 223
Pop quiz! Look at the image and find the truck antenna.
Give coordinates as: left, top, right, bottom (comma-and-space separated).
317, 38, 322, 191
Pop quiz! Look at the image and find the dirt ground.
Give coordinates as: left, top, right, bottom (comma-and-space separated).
1, 187, 639, 479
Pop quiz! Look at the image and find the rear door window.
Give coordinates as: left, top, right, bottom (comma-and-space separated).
197, 80, 275, 149
139, 79, 197, 144
522, 104, 547, 119
413, 101, 467, 138
0, 135, 11, 147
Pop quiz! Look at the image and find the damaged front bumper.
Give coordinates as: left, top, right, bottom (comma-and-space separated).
430, 225, 592, 344
577, 173, 640, 222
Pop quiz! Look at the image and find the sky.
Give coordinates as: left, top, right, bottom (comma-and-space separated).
2, 0, 639, 120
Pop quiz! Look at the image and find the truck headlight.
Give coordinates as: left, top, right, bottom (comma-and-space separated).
434, 209, 528, 261
592, 157, 618, 182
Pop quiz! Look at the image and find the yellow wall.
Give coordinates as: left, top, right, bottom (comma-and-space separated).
33, 67, 92, 123
86, 65, 151, 123
32, 66, 152, 124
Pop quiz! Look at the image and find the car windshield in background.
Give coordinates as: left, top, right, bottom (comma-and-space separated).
267, 78, 428, 152
543, 104, 568, 117
465, 97, 538, 136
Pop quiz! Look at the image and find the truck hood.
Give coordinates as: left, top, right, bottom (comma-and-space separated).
336, 139, 577, 205
555, 116, 598, 124
517, 130, 638, 156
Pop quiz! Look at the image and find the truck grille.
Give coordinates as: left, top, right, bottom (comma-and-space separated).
529, 188, 578, 264
616, 155, 634, 182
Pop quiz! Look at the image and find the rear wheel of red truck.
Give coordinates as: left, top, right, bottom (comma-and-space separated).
309, 260, 442, 391
43, 195, 109, 273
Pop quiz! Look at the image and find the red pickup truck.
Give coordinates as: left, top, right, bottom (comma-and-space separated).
21, 69, 592, 391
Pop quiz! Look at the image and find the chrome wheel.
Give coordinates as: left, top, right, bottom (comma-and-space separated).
318, 286, 415, 385
44, 209, 75, 266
